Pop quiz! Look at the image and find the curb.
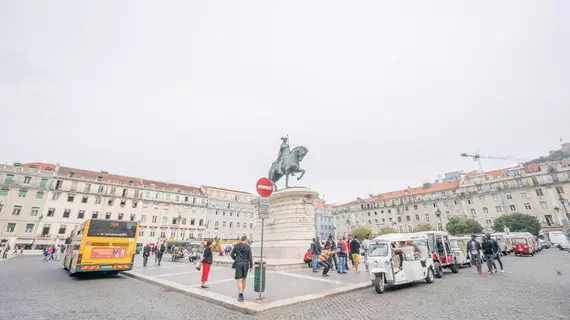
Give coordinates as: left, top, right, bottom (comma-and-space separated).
123, 270, 370, 315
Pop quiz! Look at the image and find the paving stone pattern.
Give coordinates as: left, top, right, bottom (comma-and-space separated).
1, 250, 569, 320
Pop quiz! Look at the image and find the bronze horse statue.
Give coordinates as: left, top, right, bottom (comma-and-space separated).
268, 146, 309, 191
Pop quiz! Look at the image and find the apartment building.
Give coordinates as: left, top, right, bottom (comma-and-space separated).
203, 186, 256, 241
333, 161, 570, 238
315, 199, 334, 241
0, 162, 256, 249
0, 164, 53, 248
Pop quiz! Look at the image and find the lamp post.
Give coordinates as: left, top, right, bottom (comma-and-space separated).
176, 213, 181, 241
435, 208, 442, 231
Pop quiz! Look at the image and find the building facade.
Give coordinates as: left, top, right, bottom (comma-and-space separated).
333, 161, 570, 238
203, 186, 256, 241
0, 162, 256, 249
314, 199, 334, 241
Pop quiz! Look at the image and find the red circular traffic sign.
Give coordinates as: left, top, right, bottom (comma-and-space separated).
256, 177, 273, 197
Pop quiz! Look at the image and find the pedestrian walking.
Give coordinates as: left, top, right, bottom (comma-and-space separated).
230, 235, 253, 302
318, 246, 333, 276
466, 235, 483, 275
481, 234, 497, 273
336, 239, 347, 274
362, 235, 371, 271
156, 242, 166, 266
342, 237, 350, 270
348, 234, 361, 274
142, 243, 151, 267
491, 237, 505, 273
310, 238, 321, 273
200, 240, 214, 288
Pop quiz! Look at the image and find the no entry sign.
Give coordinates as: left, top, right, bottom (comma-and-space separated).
256, 177, 273, 198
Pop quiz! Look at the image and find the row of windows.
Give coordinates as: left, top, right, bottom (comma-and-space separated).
342, 185, 567, 214
207, 220, 253, 229
211, 210, 253, 218
138, 230, 203, 240
4, 222, 35, 234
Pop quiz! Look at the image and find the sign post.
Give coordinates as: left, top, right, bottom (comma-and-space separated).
255, 177, 273, 300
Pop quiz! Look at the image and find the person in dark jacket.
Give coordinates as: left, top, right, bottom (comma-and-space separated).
325, 235, 338, 270
491, 237, 504, 273
201, 240, 214, 288
481, 234, 497, 273
142, 244, 151, 267
230, 235, 253, 302
310, 238, 321, 272
348, 235, 361, 274
156, 242, 166, 266
466, 235, 483, 274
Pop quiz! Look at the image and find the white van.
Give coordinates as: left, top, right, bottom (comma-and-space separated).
548, 231, 570, 250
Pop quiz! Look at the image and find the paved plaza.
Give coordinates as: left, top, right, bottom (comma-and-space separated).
0, 250, 569, 320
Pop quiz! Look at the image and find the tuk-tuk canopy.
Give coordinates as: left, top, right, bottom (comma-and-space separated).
373, 232, 429, 243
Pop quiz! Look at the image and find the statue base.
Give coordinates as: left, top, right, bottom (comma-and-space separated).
251, 187, 318, 261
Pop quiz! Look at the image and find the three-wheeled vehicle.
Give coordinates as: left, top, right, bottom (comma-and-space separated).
422, 231, 459, 277
513, 236, 535, 256
490, 233, 510, 255
368, 233, 435, 294
449, 236, 471, 268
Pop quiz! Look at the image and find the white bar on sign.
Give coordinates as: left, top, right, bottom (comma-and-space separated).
257, 185, 273, 190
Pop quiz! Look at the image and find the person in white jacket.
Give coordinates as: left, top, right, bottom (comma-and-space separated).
362, 234, 371, 271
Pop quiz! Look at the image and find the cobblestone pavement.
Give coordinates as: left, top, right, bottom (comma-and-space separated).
0, 256, 254, 320
1, 250, 569, 320
260, 249, 570, 320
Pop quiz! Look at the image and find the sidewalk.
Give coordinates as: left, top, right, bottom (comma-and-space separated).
125, 257, 370, 315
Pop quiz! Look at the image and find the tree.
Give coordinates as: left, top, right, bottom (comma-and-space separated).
350, 227, 370, 240
415, 224, 433, 232
377, 227, 398, 236
445, 217, 484, 236
493, 213, 541, 236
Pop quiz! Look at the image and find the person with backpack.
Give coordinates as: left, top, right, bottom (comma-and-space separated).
156, 242, 166, 266
481, 234, 497, 273
142, 243, 151, 267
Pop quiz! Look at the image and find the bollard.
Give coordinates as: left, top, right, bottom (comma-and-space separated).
254, 260, 266, 293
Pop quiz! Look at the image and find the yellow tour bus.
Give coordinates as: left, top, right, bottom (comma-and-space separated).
63, 219, 139, 276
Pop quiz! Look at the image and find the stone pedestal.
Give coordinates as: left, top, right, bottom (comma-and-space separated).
251, 187, 318, 261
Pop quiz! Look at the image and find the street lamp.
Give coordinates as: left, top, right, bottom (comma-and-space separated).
435, 208, 442, 231
176, 213, 181, 241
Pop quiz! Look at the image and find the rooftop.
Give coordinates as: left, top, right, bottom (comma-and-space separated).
20, 162, 248, 195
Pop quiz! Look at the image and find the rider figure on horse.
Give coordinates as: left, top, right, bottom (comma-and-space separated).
277, 136, 293, 176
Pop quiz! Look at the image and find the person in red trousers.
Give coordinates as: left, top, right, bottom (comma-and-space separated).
201, 240, 214, 288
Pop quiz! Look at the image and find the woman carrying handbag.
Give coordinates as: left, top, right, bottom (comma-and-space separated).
200, 240, 214, 288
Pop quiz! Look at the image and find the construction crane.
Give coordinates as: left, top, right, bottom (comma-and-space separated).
460, 153, 528, 174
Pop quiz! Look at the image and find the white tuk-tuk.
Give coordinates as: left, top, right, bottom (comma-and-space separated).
449, 236, 471, 267
368, 233, 435, 294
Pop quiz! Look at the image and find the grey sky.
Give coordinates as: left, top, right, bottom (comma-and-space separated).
1, 1, 569, 204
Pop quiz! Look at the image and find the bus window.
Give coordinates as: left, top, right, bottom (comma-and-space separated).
87, 220, 137, 238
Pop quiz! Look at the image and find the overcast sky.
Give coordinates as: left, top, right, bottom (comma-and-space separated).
1, 1, 569, 204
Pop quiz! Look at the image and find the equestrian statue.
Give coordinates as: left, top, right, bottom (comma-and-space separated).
268, 136, 309, 191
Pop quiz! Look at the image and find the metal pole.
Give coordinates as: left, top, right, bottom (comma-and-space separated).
258, 217, 264, 300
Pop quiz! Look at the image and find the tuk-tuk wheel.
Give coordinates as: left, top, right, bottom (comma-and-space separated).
450, 263, 459, 274
374, 274, 385, 294
434, 262, 444, 278
425, 267, 434, 283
